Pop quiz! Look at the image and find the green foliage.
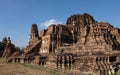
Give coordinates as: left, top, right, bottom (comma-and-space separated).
89, 73, 93, 75
0, 58, 7, 63
109, 73, 118, 75
112, 73, 118, 75
0, 42, 6, 50
2, 37, 7, 44
0, 37, 21, 57
9, 73, 14, 75
0, 42, 6, 57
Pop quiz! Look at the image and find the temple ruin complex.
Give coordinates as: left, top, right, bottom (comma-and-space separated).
7, 13, 120, 75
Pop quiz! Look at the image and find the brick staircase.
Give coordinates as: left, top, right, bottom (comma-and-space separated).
7, 38, 41, 62
23, 39, 41, 55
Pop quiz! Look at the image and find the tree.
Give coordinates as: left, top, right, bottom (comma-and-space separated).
2, 37, 7, 44
0, 42, 5, 49
0, 42, 6, 57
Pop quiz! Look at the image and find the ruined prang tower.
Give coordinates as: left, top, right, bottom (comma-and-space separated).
29, 24, 39, 45
2, 37, 14, 58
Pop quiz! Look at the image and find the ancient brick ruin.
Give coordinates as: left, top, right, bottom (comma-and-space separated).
8, 13, 120, 75
2, 37, 15, 58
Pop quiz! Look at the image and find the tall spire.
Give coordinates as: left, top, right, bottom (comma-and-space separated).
29, 24, 39, 44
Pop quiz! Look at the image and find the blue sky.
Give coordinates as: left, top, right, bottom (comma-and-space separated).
0, 0, 120, 47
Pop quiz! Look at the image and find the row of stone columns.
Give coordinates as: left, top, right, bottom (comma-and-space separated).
56, 55, 73, 70
12, 56, 47, 66
96, 56, 116, 75
12, 57, 34, 64
39, 57, 46, 65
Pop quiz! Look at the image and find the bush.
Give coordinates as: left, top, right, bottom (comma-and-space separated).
0, 58, 7, 63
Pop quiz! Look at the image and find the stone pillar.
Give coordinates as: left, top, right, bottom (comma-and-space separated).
97, 57, 102, 75
107, 56, 112, 75
104, 57, 108, 75
64, 56, 67, 69
69, 56, 73, 70
111, 65, 115, 74
101, 57, 103, 63
62, 56, 65, 69
27, 58, 29, 64
100, 57, 105, 75
108, 56, 110, 64
24, 58, 26, 63
27, 59, 29, 64
93, 57, 96, 65
60, 56, 62, 69
28, 58, 32, 64
42, 57, 44, 65
98, 57, 100, 63
58, 56, 60, 69
102, 57, 106, 75
56, 56, 59, 69
12, 58, 15, 63
16, 58, 18, 63
30, 58, 33, 64
29, 59, 31, 64
106, 57, 110, 75
18, 58, 20, 63
31, 58, 34, 64
14, 58, 16, 63
20, 57, 24, 63
25, 58, 27, 63
66, 56, 69, 69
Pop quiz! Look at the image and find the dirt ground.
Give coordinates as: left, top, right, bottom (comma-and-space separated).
0, 63, 63, 75
0, 63, 95, 75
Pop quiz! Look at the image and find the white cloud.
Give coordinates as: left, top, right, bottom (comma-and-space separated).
41, 19, 62, 28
